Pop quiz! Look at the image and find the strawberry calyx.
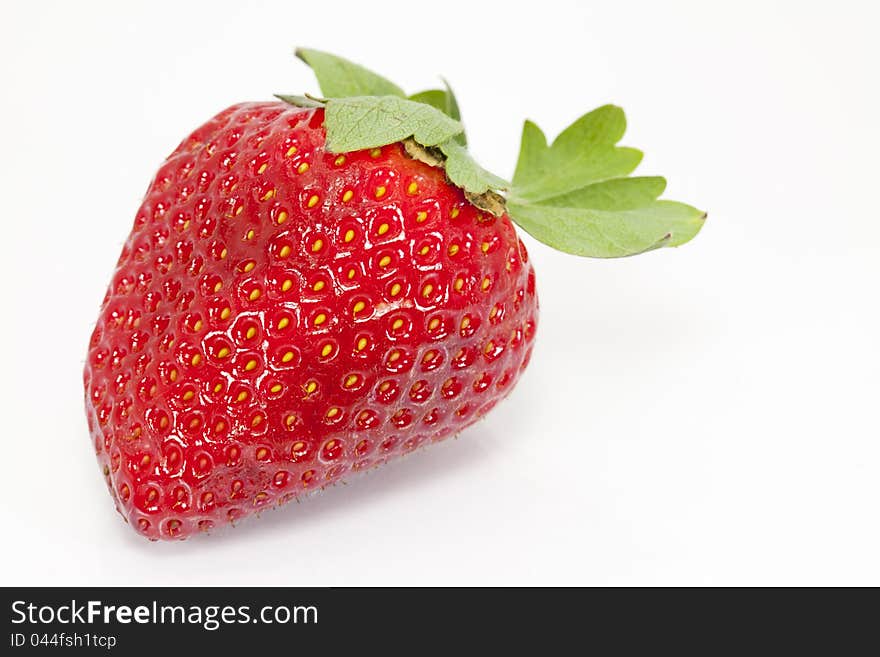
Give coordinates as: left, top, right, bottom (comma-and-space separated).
278, 48, 706, 258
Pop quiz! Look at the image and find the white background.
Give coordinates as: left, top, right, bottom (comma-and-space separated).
1, 0, 877, 586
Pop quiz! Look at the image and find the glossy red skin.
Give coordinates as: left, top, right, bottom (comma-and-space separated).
84, 103, 538, 540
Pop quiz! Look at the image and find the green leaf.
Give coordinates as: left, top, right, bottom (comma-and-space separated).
507, 105, 705, 257
438, 139, 508, 193
511, 105, 643, 203
541, 176, 666, 210
507, 199, 706, 258
295, 48, 405, 98
323, 96, 464, 153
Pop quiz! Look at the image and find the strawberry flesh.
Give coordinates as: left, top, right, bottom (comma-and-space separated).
84, 103, 538, 539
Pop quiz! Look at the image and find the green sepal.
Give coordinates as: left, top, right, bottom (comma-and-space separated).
323, 96, 464, 153
409, 79, 465, 145
438, 139, 508, 193
273, 94, 325, 108
291, 48, 506, 198
288, 49, 705, 256
294, 48, 405, 98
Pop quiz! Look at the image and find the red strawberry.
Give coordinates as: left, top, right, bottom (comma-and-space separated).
84, 50, 704, 539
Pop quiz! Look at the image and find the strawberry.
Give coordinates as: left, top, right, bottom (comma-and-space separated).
84, 49, 705, 539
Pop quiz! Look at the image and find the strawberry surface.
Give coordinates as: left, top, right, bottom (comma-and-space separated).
84, 102, 538, 539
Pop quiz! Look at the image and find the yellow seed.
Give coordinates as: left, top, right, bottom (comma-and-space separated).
278, 245, 291, 259
484, 341, 495, 355
217, 347, 231, 359
481, 277, 491, 291
347, 268, 356, 280
182, 390, 194, 401
213, 281, 222, 293
304, 381, 317, 394
261, 189, 276, 201
490, 306, 498, 319
370, 148, 382, 158
277, 210, 288, 224
246, 326, 256, 340
450, 207, 460, 218
281, 279, 293, 292
277, 317, 290, 330
191, 354, 202, 366
243, 261, 255, 273
356, 337, 368, 351
281, 351, 295, 363
352, 300, 366, 315
248, 288, 261, 301
375, 186, 387, 199
377, 222, 389, 235
312, 280, 325, 292
314, 313, 327, 326
235, 205, 244, 216
344, 229, 355, 243
421, 283, 434, 298
379, 381, 391, 392
311, 238, 323, 252
326, 407, 340, 418
258, 163, 268, 174
334, 155, 346, 166
214, 421, 225, 433
307, 194, 319, 208
245, 229, 255, 240
407, 182, 419, 195
220, 307, 231, 320
270, 383, 282, 394
213, 382, 223, 393
416, 211, 428, 223
388, 351, 400, 362
423, 351, 436, 363
419, 245, 429, 256
344, 374, 358, 388
159, 416, 169, 428
461, 316, 471, 330
448, 244, 459, 256
378, 255, 391, 267
392, 318, 404, 330
219, 248, 228, 259
286, 146, 298, 157
342, 190, 354, 202
297, 162, 309, 174
390, 283, 401, 296
252, 415, 263, 428
481, 242, 490, 254
321, 343, 333, 357
428, 318, 440, 330
245, 359, 258, 371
